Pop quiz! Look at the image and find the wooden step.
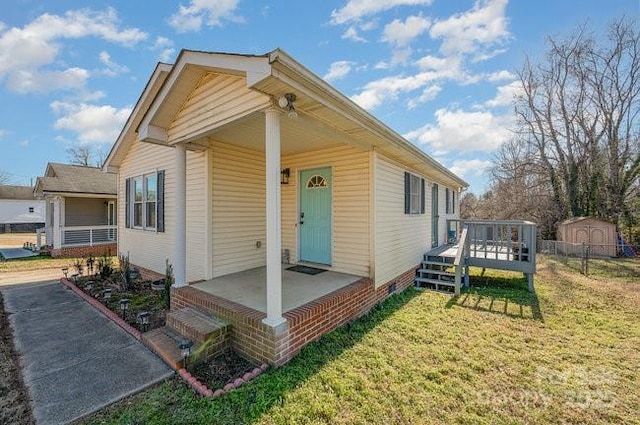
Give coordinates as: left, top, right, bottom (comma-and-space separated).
415, 277, 456, 287
417, 268, 455, 277
424, 255, 455, 264
166, 307, 229, 345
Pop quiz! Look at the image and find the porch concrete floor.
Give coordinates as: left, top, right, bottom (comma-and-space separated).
192, 265, 363, 313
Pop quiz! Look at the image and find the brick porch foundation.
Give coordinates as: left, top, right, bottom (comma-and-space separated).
171, 265, 417, 366
51, 243, 116, 258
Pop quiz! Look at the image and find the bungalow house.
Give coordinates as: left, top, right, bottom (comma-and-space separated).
0, 185, 45, 233
34, 163, 117, 257
103, 49, 467, 367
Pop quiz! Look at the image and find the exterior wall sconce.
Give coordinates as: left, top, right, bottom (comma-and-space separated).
178, 339, 193, 368
278, 93, 298, 119
281, 168, 290, 184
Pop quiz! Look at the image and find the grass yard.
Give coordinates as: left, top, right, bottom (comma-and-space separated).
81, 255, 639, 425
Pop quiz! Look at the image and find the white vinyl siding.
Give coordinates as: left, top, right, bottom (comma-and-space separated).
282, 145, 370, 277
118, 139, 208, 282
210, 141, 266, 278
374, 154, 430, 287
168, 72, 270, 143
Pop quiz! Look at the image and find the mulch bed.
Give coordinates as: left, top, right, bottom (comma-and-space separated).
190, 348, 257, 390
0, 292, 35, 425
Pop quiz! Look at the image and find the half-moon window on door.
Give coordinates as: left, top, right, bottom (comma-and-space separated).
306, 175, 328, 188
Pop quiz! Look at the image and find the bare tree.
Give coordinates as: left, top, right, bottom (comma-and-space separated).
0, 171, 13, 185
66, 146, 106, 167
515, 18, 640, 229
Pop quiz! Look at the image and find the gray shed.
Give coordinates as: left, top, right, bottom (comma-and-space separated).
557, 217, 617, 257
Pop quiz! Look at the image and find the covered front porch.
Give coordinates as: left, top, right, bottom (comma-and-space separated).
192, 266, 363, 314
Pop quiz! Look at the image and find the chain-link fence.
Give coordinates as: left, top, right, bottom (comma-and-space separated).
538, 240, 639, 278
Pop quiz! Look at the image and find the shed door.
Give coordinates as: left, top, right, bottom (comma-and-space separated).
299, 167, 332, 265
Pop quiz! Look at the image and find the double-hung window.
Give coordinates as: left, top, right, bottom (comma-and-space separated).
125, 170, 164, 232
404, 172, 425, 215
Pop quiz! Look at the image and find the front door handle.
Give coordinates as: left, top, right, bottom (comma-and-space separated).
300, 212, 304, 225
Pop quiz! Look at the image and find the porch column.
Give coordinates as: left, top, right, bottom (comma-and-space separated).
52, 196, 62, 249
173, 142, 187, 288
263, 107, 286, 327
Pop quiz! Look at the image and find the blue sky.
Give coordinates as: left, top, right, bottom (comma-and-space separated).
0, 0, 637, 193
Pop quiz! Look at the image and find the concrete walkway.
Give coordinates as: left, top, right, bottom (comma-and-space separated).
0, 248, 38, 259
1, 279, 173, 424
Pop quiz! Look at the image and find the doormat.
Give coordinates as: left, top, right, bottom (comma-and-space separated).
287, 265, 327, 275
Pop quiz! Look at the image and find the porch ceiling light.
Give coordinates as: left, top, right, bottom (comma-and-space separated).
278, 93, 298, 119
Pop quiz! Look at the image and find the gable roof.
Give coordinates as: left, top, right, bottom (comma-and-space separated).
558, 217, 615, 227
0, 185, 37, 200
34, 163, 117, 196
105, 48, 468, 189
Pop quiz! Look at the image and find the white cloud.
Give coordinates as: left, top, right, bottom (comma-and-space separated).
0, 8, 146, 93
152, 37, 175, 62
8, 68, 89, 94
331, 0, 434, 25
429, 0, 510, 55
324, 61, 355, 82
19, 140, 29, 148
168, 0, 243, 33
484, 80, 522, 107
408, 84, 441, 108
97, 51, 129, 76
404, 108, 512, 153
342, 26, 367, 42
472, 47, 507, 62
487, 70, 515, 82
351, 73, 431, 110
382, 15, 430, 47
0, 129, 7, 138
51, 101, 131, 144
448, 158, 493, 179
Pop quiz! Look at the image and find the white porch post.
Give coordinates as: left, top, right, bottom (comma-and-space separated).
52, 196, 62, 249
173, 142, 187, 288
263, 107, 286, 327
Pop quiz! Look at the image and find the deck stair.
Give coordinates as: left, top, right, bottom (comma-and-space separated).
142, 307, 230, 369
415, 252, 457, 293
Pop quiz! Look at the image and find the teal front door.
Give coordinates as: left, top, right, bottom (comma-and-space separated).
299, 167, 332, 264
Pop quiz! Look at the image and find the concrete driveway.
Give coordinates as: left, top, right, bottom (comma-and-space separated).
1, 278, 173, 424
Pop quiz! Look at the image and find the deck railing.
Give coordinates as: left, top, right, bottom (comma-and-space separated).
61, 225, 117, 247
453, 227, 469, 296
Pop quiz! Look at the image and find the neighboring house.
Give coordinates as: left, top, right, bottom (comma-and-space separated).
0, 185, 45, 233
34, 163, 117, 258
104, 49, 467, 366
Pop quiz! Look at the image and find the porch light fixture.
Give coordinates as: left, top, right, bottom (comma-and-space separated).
119, 298, 130, 319
137, 311, 151, 332
178, 339, 193, 368
281, 168, 290, 185
278, 93, 298, 119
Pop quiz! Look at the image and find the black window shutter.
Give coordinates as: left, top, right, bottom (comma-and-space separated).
452, 191, 455, 214
404, 172, 410, 214
420, 178, 425, 214
157, 170, 165, 232
125, 178, 131, 228
446, 188, 450, 214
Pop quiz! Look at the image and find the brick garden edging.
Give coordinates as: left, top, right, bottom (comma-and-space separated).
61, 276, 269, 398
59, 277, 141, 341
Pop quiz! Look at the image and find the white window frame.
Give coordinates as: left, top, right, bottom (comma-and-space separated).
408, 173, 422, 215
130, 171, 158, 231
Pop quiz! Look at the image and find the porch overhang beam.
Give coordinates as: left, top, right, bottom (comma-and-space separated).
138, 124, 168, 145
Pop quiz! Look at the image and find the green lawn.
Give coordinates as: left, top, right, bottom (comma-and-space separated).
82, 256, 640, 425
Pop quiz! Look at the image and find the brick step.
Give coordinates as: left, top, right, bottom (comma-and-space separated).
166, 307, 229, 345
142, 327, 189, 370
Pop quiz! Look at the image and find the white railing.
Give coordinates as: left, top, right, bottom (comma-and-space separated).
61, 225, 117, 247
